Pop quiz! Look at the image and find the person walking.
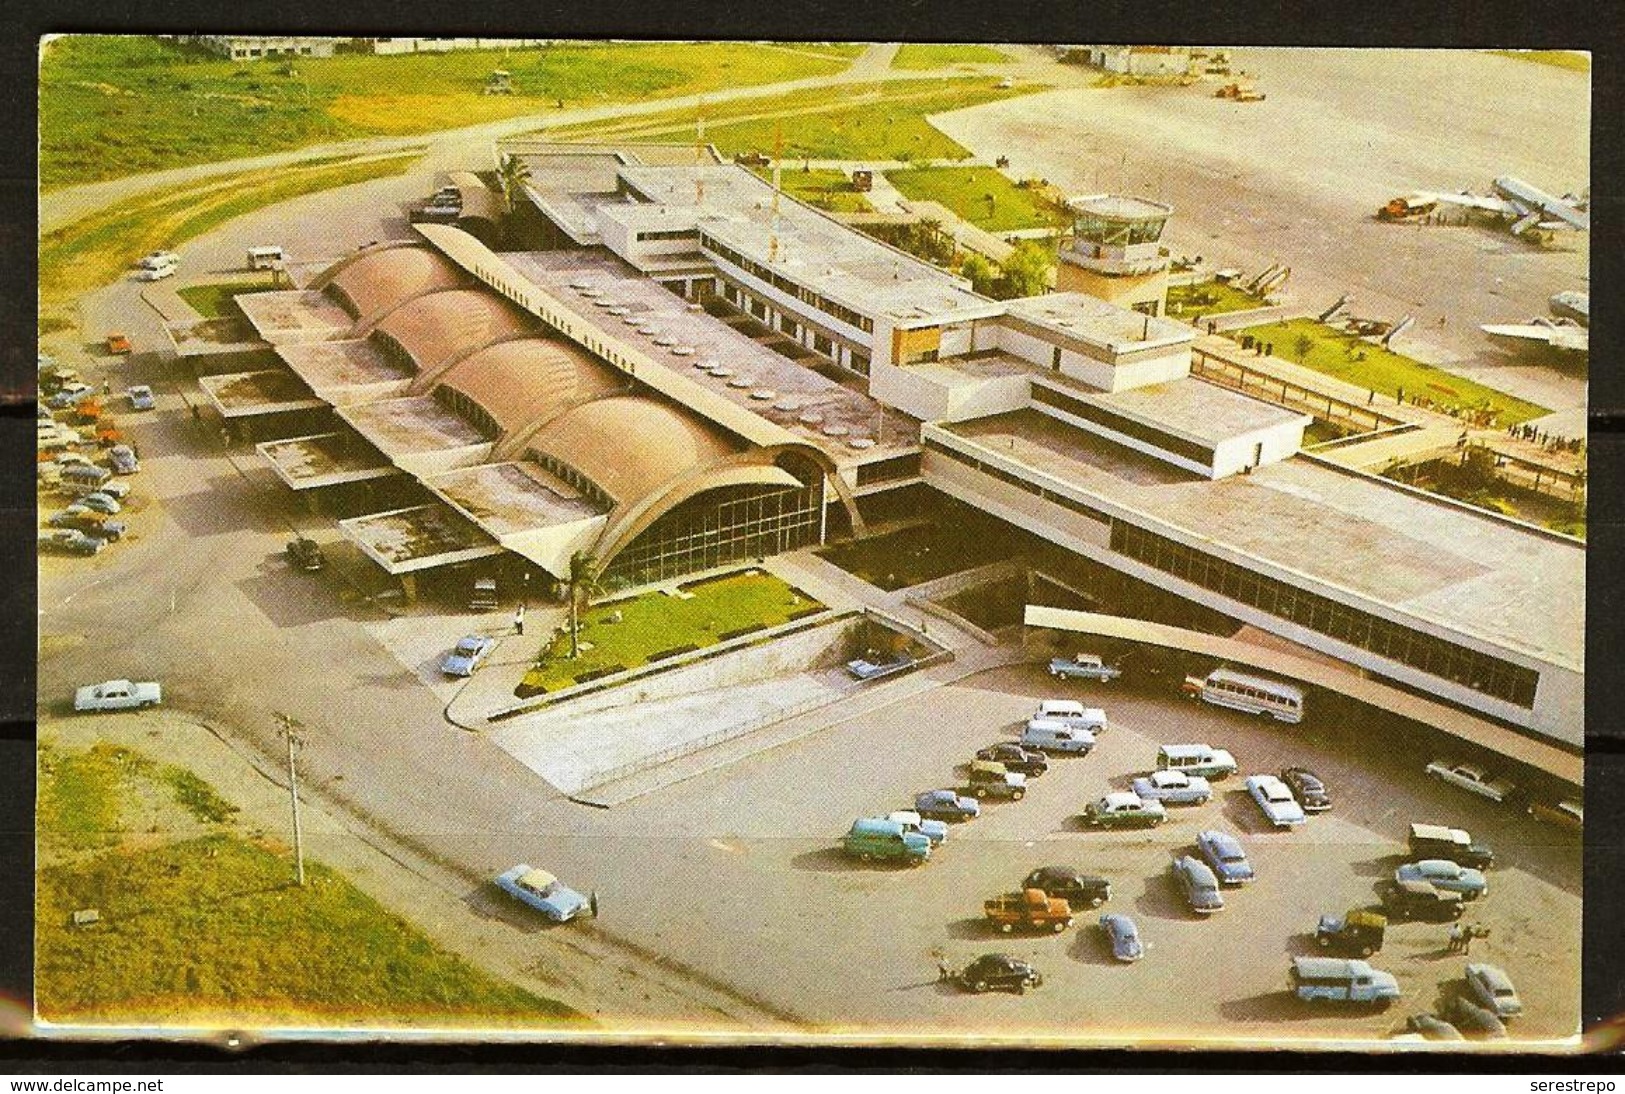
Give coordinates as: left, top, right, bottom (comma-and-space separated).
1448, 923, 1466, 953
937, 958, 953, 984
513, 603, 526, 636
1461, 924, 1475, 955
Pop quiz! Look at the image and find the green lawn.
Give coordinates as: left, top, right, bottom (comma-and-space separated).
1238, 318, 1550, 426
41, 36, 852, 189
177, 279, 277, 320
748, 167, 873, 213
36, 741, 578, 1027
39, 151, 421, 318
519, 569, 824, 694
1166, 279, 1268, 317
817, 510, 1026, 591
885, 165, 1058, 232
892, 44, 1012, 70
628, 79, 1040, 162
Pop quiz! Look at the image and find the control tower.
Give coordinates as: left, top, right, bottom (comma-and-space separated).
1055, 194, 1173, 317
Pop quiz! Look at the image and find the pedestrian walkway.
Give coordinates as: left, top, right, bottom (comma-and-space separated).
760, 550, 986, 652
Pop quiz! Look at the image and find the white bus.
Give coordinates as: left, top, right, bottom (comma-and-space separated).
1182, 668, 1305, 723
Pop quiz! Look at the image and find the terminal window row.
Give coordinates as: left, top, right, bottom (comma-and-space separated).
700, 234, 875, 334
1111, 523, 1540, 708
923, 438, 1112, 524
604, 485, 820, 586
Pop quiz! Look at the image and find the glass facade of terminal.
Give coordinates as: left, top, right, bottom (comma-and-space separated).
700, 234, 876, 335
604, 482, 821, 587
925, 436, 1540, 709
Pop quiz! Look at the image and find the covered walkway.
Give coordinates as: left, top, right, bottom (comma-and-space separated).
1024, 605, 1582, 786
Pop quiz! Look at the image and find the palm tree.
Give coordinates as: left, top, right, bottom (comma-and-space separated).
565, 551, 603, 659
498, 154, 532, 213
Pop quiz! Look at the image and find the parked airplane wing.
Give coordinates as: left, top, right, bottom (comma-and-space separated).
1481, 320, 1589, 355
1419, 190, 1514, 214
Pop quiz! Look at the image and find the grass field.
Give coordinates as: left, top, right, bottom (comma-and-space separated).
35, 739, 578, 1027
884, 165, 1058, 231
619, 79, 1039, 162
40, 36, 854, 189
892, 44, 1011, 70
176, 279, 276, 319
519, 569, 824, 694
1238, 318, 1550, 426
39, 151, 421, 320
748, 167, 873, 213
1485, 50, 1590, 72
1166, 279, 1269, 317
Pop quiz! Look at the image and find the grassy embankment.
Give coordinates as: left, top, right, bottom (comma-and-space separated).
176, 279, 278, 320
520, 570, 824, 694
36, 739, 578, 1027
557, 78, 1041, 162
1239, 318, 1549, 426
41, 36, 856, 189
1166, 280, 1270, 318
39, 151, 422, 327
884, 165, 1058, 232
891, 44, 1011, 70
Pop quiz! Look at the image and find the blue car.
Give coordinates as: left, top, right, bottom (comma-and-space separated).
915, 788, 980, 822
126, 386, 156, 411
441, 634, 496, 677
1098, 912, 1144, 962
1396, 859, 1488, 901
494, 864, 591, 922
78, 492, 122, 515
1196, 829, 1255, 885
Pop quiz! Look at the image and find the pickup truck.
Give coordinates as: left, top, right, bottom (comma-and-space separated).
1047, 653, 1121, 682
1424, 760, 1517, 804
983, 887, 1074, 934
74, 679, 162, 712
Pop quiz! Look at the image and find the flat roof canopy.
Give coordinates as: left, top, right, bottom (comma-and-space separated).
197, 370, 326, 418
1025, 606, 1581, 786
256, 432, 401, 490
339, 503, 503, 575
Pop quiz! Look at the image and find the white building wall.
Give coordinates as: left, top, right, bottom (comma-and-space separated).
1103, 349, 1190, 391
1210, 418, 1308, 477
1530, 665, 1583, 748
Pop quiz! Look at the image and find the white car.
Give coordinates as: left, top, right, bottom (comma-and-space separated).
1245, 774, 1306, 828
1130, 768, 1213, 805
74, 679, 162, 712
1424, 760, 1517, 804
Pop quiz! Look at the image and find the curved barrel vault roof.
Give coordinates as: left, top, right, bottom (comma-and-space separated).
435, 338, 624, 444
373, 289, 531, 384
327, 246, 470, 330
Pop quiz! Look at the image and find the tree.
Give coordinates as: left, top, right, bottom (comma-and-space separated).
498, 154, 532, 213
1291, 332, 1315, 362
998, 240, 1053, 299
959, 253, 999, 296
565, 551, 603, 659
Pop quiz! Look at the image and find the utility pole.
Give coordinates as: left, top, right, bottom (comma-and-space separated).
275, 713, 307, 887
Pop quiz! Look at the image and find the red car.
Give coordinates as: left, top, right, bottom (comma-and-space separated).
106, 333, 132, 355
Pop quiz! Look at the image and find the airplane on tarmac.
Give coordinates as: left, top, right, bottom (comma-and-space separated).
1381, 176, 1588, 239
1480, 315, 1588, 362
1548, 291, 1589, 327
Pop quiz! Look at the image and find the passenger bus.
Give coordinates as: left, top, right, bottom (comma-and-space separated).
1182, 668, 1305, 724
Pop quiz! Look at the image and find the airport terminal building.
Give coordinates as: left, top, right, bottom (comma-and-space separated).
225, 145, 1581, 749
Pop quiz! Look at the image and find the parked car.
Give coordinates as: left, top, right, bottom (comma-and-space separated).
140, 250, 180, 269
1156, 743, 1237, 780
107, 445, 140, 474
846, 652, 913, 679
1395, 859, 1488, 901
126, 385, 155, 411
1083, 792, 1167, 829
1407, 823, 1495, 869
77, 492, 122, 515
885, 810, 948, 846
983, 887, 1073, 934
1464, 963, 1523, 1019
965, 760, 1026, 800
1020, 718, 1095, 754
1033, 700, 1107, 733
40, 529, 104, 556
1424, 759, 1517, 804
1526, 798, 1583, 831
1246, 774, 1307, 828
105, 333, 133, 355
1130, 768, 1213, 805
46, 384, 96, 410
1098, 913, 1144, 962
1047, 653, 1120, 681
1315, 908, 1385, 956
1448, 994, 1508, 1040
93, 479, 132, 501
285, 537, 326, 572
493, 864, 591, 922
955, 953, 1042, 994
1379, 878, 1465, 922
974, 742, 1048, 777
915, 789, 980, 822
1195, 829, 1254, 885
441, 634, 497, 677
1171, 854, 1225, 914
63, 516, 127, 542
1289, 957, 1400, 1007
1405, 1013, 1466, 1042
74, 679, 162, 712
1279, 766, 1332, 812
843, 818, 931, 865
1022, 866, 1111, 910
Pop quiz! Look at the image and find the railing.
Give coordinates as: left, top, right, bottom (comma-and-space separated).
1191, 348, 1402, 435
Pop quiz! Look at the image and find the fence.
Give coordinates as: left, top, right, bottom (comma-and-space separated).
1191, 347, 1401, 435
1480, 446, 1586, 501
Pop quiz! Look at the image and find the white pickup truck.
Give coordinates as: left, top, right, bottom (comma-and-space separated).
1423, 759, 1517, 804
74, 679, 162, 712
